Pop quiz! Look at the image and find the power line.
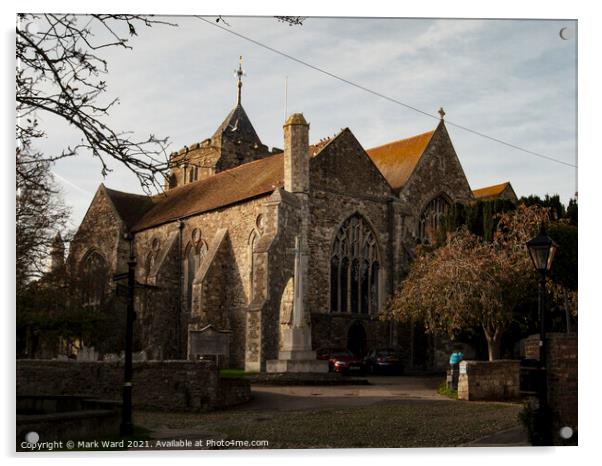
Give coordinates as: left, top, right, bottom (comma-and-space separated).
196, 16, 576, 169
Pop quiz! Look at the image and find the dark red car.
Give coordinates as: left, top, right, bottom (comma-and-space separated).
363, 348, 404, 375
317, 348, 364, 374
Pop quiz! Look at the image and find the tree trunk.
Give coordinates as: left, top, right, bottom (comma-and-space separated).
484, 328, 503, 361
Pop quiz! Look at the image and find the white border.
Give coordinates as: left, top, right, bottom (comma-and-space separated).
3, 1, 599, 465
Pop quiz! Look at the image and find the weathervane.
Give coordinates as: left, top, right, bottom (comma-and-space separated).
235, 55, 246, 105
438, 107, 446, 120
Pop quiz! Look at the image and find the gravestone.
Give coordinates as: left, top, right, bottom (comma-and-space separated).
188, 325, 231, 367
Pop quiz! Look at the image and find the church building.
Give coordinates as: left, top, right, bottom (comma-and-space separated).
65, 66, 516, 371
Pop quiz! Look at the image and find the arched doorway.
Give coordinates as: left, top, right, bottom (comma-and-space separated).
347, 321, 367, 357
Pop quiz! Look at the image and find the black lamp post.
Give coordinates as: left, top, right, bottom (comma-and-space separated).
119, 232, 136, 437
526, 223, 558, 446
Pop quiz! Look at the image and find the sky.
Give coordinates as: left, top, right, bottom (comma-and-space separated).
30, 16, 577, 229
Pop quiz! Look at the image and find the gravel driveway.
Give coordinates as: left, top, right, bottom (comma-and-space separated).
136, 375, 525, 449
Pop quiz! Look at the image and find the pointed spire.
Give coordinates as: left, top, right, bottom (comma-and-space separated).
235, 55, 245, 105
438, 107, 446, 120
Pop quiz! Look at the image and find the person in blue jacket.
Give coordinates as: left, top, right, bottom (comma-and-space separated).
448, 345, 464, 390
449, 348, 464, 366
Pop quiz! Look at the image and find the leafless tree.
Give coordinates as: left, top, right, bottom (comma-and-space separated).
16, 14, 175, 193
274, 16, 306, 26
16, 14, 177, 287
16, 149, 70, 290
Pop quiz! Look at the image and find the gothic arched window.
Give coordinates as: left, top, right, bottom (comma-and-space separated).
145, 237, 161, 277
184, 230, 208, 312
330, 213, 380, 315
81, 251, 107, 307
418, 195, 451, 244
248, 214, 265, 304
248, 230, 260, 303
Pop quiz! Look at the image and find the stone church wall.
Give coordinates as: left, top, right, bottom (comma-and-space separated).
65, 187, 132, 355
245, 188, 301, 371
67, 187, 131, 285
135, 232, 181, 359
399, 123, 474, 238
308, 189, 392, 313
306, 130, 402, 354
132, 196, 269, 367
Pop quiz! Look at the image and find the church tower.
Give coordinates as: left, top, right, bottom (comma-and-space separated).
165, 57, 275, 190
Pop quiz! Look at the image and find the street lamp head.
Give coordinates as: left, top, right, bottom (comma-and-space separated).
526, 223, 558, 274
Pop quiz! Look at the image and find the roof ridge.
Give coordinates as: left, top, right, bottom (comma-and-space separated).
133, 152, 284, 232
310, 128, 348, 156
473, 181, 511, 191
103, 185, 151, 200
152, 152, 285, 199
367, 129, 435, 152
365, 127, 438, 192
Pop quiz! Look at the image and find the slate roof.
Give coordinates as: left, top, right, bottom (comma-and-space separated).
132, 153, 285, 232
212, 103, 261, 143
103, 186, 156, 230
365, 130, 435, 192
472, 181, 512, 200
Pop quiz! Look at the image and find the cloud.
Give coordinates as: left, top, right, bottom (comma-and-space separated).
36, 16, 576, 227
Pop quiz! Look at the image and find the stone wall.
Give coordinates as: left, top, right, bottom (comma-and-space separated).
311, 314, 390, 351
247, 188, 301, 371
309, 129, 396, 316
399, 122, 474, 238
136, 231, 181, 359
523, 333, 578, 438
64, 185, 131, 356
17, 396, 121, 446
17, 410, 120, 447
307, 130, 400, 354
133, 196, 268, 367
16, 360, 251, 412
457, 360, 521, 401
67, 185, 129, 279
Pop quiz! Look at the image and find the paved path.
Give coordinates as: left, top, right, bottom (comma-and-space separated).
245, 375, 448, 411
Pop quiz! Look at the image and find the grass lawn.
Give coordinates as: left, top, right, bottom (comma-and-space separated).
219, 368, 257, 378
135, 399, 522, 449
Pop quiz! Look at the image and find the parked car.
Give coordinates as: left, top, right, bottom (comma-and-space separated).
363, 348, 404, 375
317, 348, 364, 374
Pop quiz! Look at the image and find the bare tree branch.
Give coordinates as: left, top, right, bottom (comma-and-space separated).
16, 14, 176, 193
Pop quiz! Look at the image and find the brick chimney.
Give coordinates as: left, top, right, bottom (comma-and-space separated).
283, 113, 309, 194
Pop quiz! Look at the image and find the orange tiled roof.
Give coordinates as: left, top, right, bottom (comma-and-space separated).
472, 181, 511, 199
365, 130, 435, 191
